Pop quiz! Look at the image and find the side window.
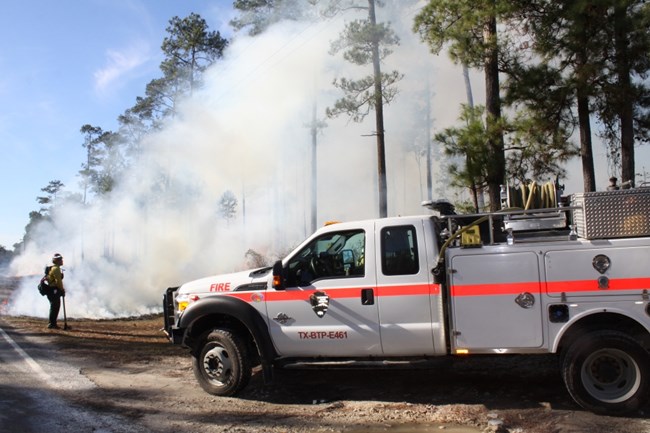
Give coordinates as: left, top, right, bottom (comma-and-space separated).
286, 230, 365, 286
381, 225, 419, 276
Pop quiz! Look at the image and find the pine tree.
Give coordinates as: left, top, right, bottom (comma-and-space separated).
414, 0, 511, 210
327, 0, 403, 218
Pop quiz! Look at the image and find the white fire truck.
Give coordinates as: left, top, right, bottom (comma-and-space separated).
163, 187, 650, 415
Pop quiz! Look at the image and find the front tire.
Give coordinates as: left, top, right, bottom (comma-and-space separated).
193, 329, 252, 396
561, 330, 650, 415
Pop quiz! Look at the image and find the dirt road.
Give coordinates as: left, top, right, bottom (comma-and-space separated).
0, 323, 147, 432
1, 312, 649, 433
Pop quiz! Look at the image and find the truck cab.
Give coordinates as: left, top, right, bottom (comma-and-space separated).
266, 217, 445, 358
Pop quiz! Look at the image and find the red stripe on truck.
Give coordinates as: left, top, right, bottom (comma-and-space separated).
451, 277, 650, 296
545, 277, 650, 293
226, 277, 649, 302
451, 282, 541, 297
226, 283, 439, 302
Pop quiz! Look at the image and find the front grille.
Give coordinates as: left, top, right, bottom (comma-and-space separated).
162, 287, 179, 338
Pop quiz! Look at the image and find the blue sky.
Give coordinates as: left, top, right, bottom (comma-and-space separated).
0, 0, 235, 248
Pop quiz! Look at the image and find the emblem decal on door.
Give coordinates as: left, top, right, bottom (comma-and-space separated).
309, 290, 330, 318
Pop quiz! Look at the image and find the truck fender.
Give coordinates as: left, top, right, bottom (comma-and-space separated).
552, 305, 650, 353
179, 296, 277, 383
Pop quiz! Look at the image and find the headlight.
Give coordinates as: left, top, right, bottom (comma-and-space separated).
175, 293, 199, 314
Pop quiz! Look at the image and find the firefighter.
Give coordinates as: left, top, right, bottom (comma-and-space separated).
46, 253, 65, 329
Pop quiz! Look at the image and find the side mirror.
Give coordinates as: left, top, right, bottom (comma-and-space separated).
341, 249, 354, 265
272, 260, 285, 290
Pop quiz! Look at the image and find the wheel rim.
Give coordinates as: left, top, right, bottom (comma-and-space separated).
202, 345, 233, 385
581, 348, 641, 404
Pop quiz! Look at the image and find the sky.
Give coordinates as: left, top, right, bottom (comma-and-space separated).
0, 0, 235, 248
1, 1, 647, 250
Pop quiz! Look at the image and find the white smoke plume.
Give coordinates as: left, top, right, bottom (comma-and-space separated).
7, 3, 476, 318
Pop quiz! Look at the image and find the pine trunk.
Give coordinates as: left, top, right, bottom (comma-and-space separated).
483, 11, 505, 211
576, 13, 596, 192
369, 0, 388, 218
614, 4, 635, 186
577, 87, 596, 192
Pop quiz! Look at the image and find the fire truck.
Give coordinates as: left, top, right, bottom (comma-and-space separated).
163, 186, 650, 415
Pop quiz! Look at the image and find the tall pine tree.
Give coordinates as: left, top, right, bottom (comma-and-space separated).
414, 0, 511, 210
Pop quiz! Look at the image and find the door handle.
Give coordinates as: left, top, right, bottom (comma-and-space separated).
361, 288, 374, 305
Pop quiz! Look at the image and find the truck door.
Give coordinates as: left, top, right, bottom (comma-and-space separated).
374, 220, 439, 355
449, 251, 543, 350
266, 223, 382, 357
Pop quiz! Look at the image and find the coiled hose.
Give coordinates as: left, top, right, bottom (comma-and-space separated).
506, 181, 557, 210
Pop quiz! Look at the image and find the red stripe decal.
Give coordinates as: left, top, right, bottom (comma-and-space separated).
226, 277, 650, 301
228, 283, 441, 302
451, 282, 541, 297
377, 284, 440, 296
545, 277, 650, 293
451, 277, 650, 297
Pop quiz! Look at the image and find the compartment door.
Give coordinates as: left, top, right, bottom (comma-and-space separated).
450, 252, 543, 349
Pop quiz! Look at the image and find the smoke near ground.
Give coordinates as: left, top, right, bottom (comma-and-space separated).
6, 4, 476, 318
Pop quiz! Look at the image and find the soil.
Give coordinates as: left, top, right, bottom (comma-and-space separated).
1, 277, 649, 433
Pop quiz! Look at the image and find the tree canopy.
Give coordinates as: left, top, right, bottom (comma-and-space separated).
231, 0, 317, 35
416, 0, 650, 205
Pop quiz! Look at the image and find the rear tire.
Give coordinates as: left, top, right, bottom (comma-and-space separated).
192, 329, 251, 396
561, 330, 649, 415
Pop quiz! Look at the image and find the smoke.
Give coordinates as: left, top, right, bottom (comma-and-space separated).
7, 4, 473, 318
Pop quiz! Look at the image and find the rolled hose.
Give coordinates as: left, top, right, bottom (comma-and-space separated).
508, 181, 557, 210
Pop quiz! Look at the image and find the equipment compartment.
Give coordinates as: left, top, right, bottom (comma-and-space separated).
572, 189, 650, 239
